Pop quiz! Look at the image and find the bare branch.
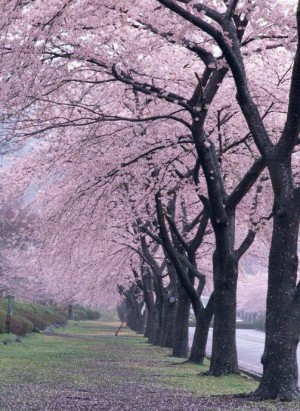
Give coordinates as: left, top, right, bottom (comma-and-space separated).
235, 230, 256, 260
166, 214, 189, 252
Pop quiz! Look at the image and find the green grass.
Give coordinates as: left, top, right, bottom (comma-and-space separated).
0, 319, 299, 410
0, 299, 101, 335
0, 299, 68, 334
0, 320, 258, 394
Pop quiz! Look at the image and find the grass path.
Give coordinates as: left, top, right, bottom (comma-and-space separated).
0, 319, 299, 410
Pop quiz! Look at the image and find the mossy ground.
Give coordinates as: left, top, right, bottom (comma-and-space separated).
0, 319, 298, 410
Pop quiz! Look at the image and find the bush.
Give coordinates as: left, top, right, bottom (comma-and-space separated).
0, 299, 68, 335
10, 316, 33, 336
0, 299, 100, 336
86, 309, 101, 320
0, 311, 6, 333
236, 322, 255, 330
71, 306, 101, 321
253, 315, 266, 331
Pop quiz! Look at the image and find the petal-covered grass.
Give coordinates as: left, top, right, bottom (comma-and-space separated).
0, 319, 298, 410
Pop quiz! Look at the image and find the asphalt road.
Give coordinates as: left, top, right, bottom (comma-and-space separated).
189, 327, 300, 380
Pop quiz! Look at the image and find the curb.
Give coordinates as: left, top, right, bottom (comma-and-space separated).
238, 367, 261, 381
205, 355, 262, 381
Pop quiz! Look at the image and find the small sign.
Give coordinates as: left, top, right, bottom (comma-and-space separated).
7, 295, 14, 316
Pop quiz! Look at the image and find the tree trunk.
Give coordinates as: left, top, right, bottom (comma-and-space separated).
253, 196, 300, 400
141, 264, 158, 344
133, 302, 146, 334
255, 312, 299, 400
161, 296, 176, 348
208, 249, 239, 375
160, 263, 178, 348
144, 307, 157, 343
125, 299, 136, 331
117, 302, 126, 322
189, 314, 210, 364
153, 295, 164, 345
172, 285, 190, 358
136, 304, 146, 334
68, 304, 73, 320
189, 293, 214, 364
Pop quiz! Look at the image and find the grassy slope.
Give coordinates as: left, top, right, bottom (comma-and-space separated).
0, 299, 67, 334
0, 299, 101, 335
0, 319, 298, 410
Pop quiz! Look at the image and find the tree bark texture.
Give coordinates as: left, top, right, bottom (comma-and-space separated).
208, 212, 239, 375
254, 194, 300, 400
142, 265, 157, 344
172, 285, 190, 358
189, 293, 214, 364
153, 295, 164, 346
160, 296, 176, 348
68, 304, 73, 320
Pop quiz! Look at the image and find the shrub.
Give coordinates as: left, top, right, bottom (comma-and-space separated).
71, 306, 101, 321
0, 299, 100, 336
10, 316, 33, 336
236, 322, 255, 330
86, 309, 101, 320
0, 299, 68, 335
253, 315, 266, 331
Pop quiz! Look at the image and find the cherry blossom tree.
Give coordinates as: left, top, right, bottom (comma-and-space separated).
0, 0, 299, 401
152, 0, 300, 400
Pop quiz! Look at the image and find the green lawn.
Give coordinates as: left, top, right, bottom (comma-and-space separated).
0, 320, 298, 410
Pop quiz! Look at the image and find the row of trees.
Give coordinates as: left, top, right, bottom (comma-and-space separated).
0, 0, 299, 402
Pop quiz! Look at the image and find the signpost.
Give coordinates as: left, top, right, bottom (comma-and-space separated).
6, 295, 14, 334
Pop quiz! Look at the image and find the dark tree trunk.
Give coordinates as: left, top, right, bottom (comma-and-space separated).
253, 195, 300, 400
160, 263, 178, 348
125, 299, 136, 331
68, 304, 73, 320
117, 301, 127, 322
123, 286, 145, 334
208, 213, 239, 375
155, 193, 207, 359
139, 235, 166, 345
133, 302, 146, 334
189, 315, 210, 364
172, 284, 190, 358
142, 264, 157, 343
144, 307, 157, 343
137, 305, 147, 334
189, 293, 214, 364
209, 270, 238, 375
153, 295, 164, 345
161, 296, 176, 348
190, 123, 254, 375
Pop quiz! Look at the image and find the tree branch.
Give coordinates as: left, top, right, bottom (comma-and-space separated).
166, 214, 189, 252
277, 5, 300, 154
189, 207, 210, 253
226, 156, 266, 210
177, 252, 205, 281
157, 0, 272, 155
112, 64, 192, 112
235, 229, 256, 261
155, 191, 202, 310
132, 268, 144, 291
